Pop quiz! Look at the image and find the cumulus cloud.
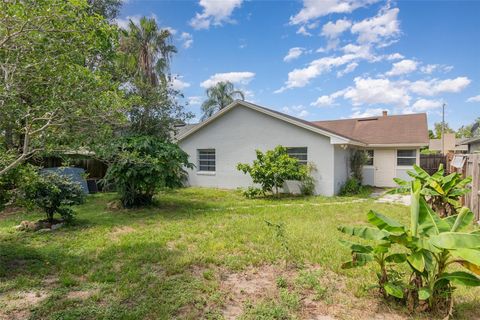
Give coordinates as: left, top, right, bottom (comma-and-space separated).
409, 77, 471, 96
420, 64, 454, 74
343, 77, 411, 107
180, 32, 193, 48
467, 95, 480, 103
284, 47, 305, 62
321, 18, 352, 38
282, 105, 310, 118
337, 62, 358, 77
350, 107, 387, 118
290, 0, 378, 25
403, 98, 443, 114
296, 25, 312, 36
200, 72, 255, 88
351, 7, 400, 46
386, 53, 404, 60
188, 96, 203, 106
385, 59, 418, 76
170, 76, 191, 90
190, 0, 243, 29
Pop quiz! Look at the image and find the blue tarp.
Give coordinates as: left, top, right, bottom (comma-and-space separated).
41, 167, 89, 194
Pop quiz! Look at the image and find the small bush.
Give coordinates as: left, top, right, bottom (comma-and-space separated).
0, 164, 38, 210
23, 172, 85, 222
339, 177, 362, 196
242, 186, 263, 198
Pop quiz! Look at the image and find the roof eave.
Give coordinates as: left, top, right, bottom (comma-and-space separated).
366, 143, 429, 148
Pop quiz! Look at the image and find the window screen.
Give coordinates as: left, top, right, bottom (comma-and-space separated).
286, 147, 308, 165
198, 149, 216, 171
397, 149, 416, 166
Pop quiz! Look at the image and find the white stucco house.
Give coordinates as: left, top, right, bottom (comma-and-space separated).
176, 100, 429, 196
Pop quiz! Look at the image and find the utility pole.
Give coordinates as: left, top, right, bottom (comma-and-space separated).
441, 103, 446, 155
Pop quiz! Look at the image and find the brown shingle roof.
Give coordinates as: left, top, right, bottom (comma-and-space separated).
311, 113, 429, 145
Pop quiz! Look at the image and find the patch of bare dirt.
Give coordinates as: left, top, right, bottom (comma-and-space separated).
0, 290, 48, 320
109, 226, 135, 241
66, 288, 100, 301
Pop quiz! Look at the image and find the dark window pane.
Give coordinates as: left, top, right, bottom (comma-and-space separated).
365, 150, 374, 165
397, 157, 416, 166
198, 149, 215, 171
397, 149, 416, 157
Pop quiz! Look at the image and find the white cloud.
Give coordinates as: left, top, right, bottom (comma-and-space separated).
385, 59, 418, 76
290, 0, 378, 25
420, 64, 454, 74
282, 105, 310, 118
170, 76, 191, 90
350, 108, 387, 118
190, 0, 243, 30
284, 47, 305, 62
296, 25, 312, 36
337, 62, 358, 77
200, 71, 255, 88
180, 32, 193, 49
343, 77, 411, 107
321, 18, 352, 39
403, 98, 443, 114
386, 53, 404, 60
311, 95, 335, 107
409, 77, 471, 96
188, 96, 203, 106
351, 7, 400, 46
467, 95, 480, 103
276, 49, 373, 92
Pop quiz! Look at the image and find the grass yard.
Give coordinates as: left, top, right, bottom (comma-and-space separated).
0, 188, 479, 319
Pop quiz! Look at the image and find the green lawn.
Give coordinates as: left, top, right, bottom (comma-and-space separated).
0, 188, 478, 319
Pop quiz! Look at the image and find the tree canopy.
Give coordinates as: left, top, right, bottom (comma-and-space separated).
201, 81, 245, 120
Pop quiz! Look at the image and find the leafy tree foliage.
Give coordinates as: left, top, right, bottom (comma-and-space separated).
87, 0, 122, 20
23, 172, 85, 223
117, 17, 191, 139
339, 177, 480, 315
0, 0, 127, 176
433, 122, 455, 139
201, 81, 245, 120
391, 164, 471, 217
237, 146, 308, 197
102, 136, 192, 208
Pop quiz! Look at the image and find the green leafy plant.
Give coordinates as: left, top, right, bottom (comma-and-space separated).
0, 162, 38, 210
339, 177, 362, 196
265, 220, 296, 268
103, 136, 192, 208
23, 172, 85, 223
237, 146, 307, 197
241, 186, 263, 199
350, 149, 368, 181
300, 163, 316, 196
390, 164, 471, 217
339, 180, 480, 314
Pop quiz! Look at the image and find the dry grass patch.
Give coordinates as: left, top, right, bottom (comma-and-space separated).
0, 290, 48, 320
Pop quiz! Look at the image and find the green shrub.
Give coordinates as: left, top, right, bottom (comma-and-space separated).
350, 150, 368, 181
242, 186, 263, 199
300, 164, 316, 196
390, 164, 471, 217
103, 136, 192, 208
338, 180, 480, 315
0, 164, 39, 210
23, 172, 85, 222
237, 146, 307, 197
339, 177, 361, 196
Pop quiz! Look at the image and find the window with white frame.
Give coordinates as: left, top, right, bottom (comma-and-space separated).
286, 147, 308, 165
397, 149, 416, 166
198, 149, 216, 172
365, 150, 374, 166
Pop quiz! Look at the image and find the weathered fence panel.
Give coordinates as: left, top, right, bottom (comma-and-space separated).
420, 154, 446, 175
464, 154, 480, 222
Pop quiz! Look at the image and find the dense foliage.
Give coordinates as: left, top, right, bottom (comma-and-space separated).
391, 164, 471, 217
103, 136, 192, 208
0, 161, 38, 210
339, 177, 362, 196
201, 81, 245, 120
339, 177, 480, 315
23, 172, 85, 222
350, 149, 368, 182
0, 0, 127, 176
237, 146, 308, 197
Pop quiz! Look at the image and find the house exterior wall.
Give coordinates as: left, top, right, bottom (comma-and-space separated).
333, 145, 349, 194
469, 141, 480, 153
179, 105, 337, 196
361, 148, 420, 187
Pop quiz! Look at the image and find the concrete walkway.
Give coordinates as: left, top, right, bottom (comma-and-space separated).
371, 188, 411, 206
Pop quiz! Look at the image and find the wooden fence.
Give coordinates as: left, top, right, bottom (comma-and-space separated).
463, 154, 480, 222
420, 154, 446, 175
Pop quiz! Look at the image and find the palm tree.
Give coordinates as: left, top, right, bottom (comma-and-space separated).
119, 17, 176, 86
201, 81, 245, 120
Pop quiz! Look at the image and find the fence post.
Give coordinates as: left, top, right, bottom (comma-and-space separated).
471, 155, 479, 222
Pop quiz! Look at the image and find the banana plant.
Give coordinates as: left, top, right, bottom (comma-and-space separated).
339, 180, 480, 313
389, 164, 471, 217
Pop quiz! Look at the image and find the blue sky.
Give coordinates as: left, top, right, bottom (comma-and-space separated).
118, 0, 480, 130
